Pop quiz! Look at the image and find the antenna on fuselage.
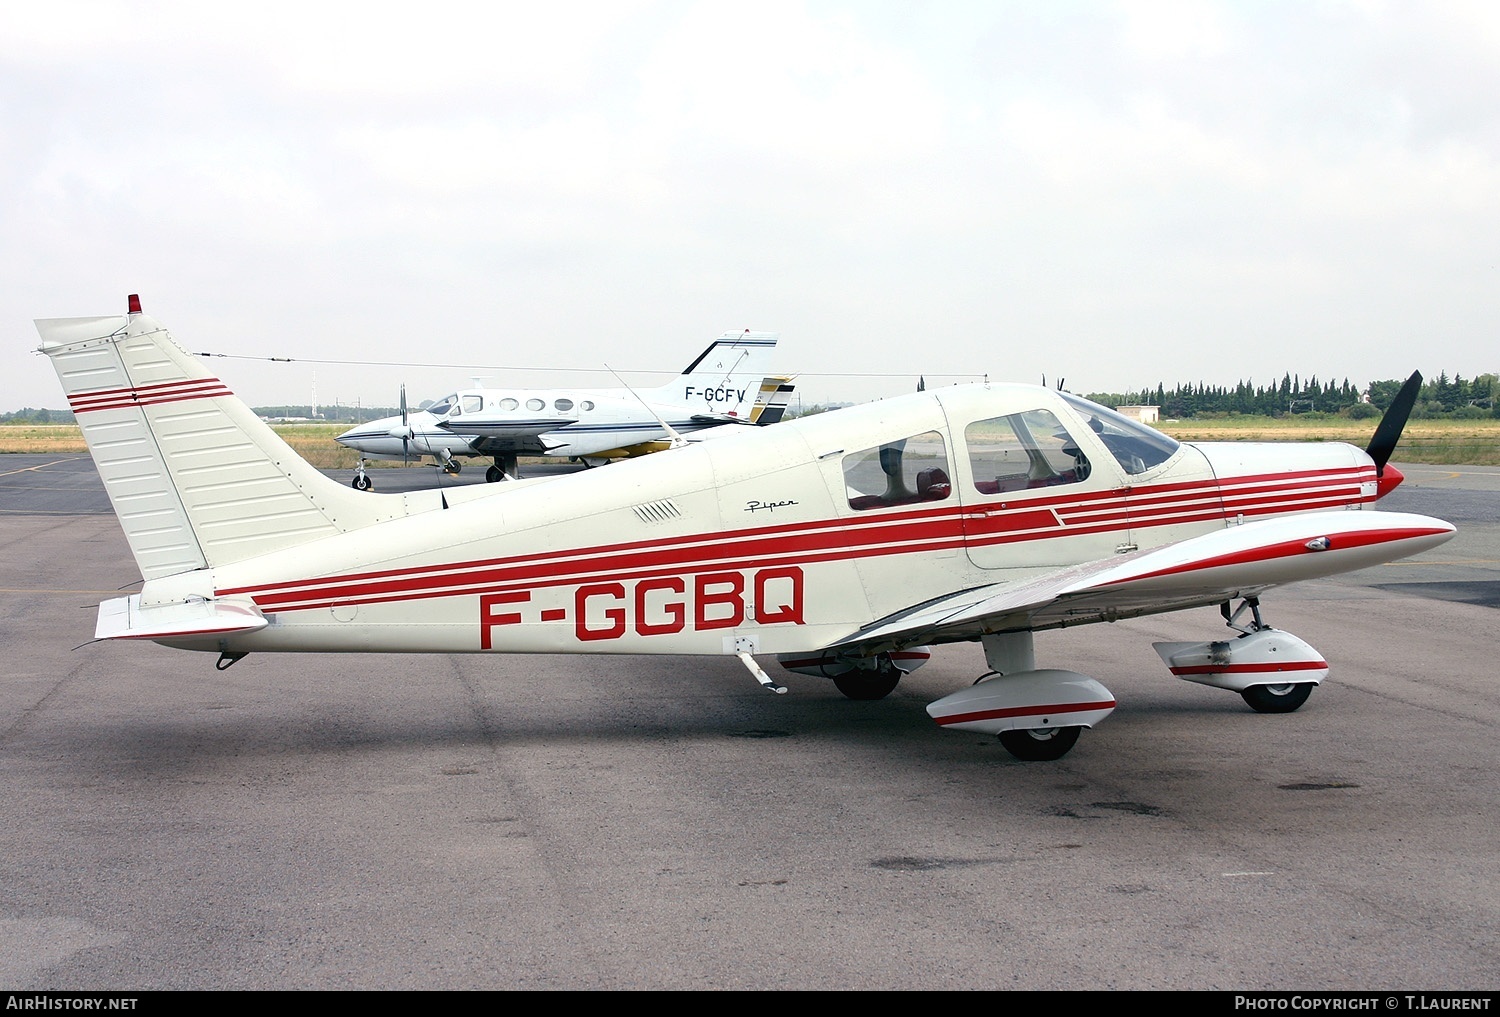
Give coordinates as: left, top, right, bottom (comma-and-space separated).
605, 363, 687, 449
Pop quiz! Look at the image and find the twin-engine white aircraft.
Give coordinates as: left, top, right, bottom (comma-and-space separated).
334, 332, 787, 487
38, 298, 1455, 761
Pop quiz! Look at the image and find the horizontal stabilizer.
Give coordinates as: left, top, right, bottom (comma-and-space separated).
95, 594, 268, 642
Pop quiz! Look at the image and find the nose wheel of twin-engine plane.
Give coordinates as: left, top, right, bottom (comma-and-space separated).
1240, 682, 1314, 714
998, 726, 1082, 761
352, 460, 373, 491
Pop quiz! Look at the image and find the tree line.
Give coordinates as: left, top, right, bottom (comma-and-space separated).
0, 405, 396, 425
5, 373, 1499, 423
1082, 372, 1500, 420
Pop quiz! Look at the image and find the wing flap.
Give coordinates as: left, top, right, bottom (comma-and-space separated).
827, 510, 1454, 655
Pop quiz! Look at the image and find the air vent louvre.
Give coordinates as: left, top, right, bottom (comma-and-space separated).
632, 500, 682, 524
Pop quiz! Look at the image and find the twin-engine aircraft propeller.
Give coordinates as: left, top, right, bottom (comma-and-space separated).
353, 384, 452, 490
385, 384, 413, 466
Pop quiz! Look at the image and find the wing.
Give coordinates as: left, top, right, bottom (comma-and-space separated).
825, 510, 1454, 657
442, 417, 576, 440
443, 418, 576, 455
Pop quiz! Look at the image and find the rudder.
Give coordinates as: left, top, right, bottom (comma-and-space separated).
666, 330, 779, 420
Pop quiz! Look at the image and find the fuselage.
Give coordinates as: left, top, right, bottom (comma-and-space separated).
338, 386, 750, 461
163, 383, 1396, 656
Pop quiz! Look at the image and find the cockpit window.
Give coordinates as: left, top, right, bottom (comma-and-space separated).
967, 409, 1090, 494
425, 394, 457, 416
1059, 393, 1179, 476
843, 431, 951, 511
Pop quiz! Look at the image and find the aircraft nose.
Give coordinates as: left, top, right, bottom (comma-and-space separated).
336, 415, 396, 446
1376, 463, 1405, 500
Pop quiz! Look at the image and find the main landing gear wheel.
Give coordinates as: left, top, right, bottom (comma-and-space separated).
1240, 682, 1314, 714
832, 664, 902, 701
998, 726, 1081, 761
486, 465, 504, 483
352, 474, 373, 491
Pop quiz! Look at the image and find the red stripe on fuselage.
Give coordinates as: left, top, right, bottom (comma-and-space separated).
219, 468, 1385, 614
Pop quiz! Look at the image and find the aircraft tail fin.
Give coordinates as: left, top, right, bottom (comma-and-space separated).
36, 297, 399, 581
658, 330, 779, 420
749, 375, 796, 424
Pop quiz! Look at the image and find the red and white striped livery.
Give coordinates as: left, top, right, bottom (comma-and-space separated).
37, 298, 1455, 761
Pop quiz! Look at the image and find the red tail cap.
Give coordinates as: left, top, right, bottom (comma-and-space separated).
127, 294, 142, 314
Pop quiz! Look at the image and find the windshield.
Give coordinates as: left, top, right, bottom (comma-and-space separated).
425, 393, 457, 417
1059, 392, 1179, 475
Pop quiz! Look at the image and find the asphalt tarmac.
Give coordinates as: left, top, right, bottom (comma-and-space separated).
2, 454, 1497, 990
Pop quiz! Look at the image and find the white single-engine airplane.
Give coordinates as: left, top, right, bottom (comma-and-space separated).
38, 297, 1456, 761
334, 332, 785, 487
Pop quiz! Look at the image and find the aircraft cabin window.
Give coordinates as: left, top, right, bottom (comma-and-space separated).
499, 397, 519, 411
526, 398, 545, 412
966, 409, 1090, 494
555, 398, 574, 413
580, 400, 595, 412
843, 431, 951, 511
461, 395, 483, 414
1058, 393, 1179, 476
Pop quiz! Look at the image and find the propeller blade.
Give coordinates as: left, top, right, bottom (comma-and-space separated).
1366, 371, 1422, 476
400, 384, 409, 467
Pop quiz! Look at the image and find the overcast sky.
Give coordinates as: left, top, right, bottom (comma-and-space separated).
5, 0, 1498, 412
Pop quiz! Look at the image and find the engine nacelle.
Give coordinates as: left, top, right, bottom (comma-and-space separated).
1152, 628, 1328, 693
777, 647, 931, 678
925, 669, 1116, 736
